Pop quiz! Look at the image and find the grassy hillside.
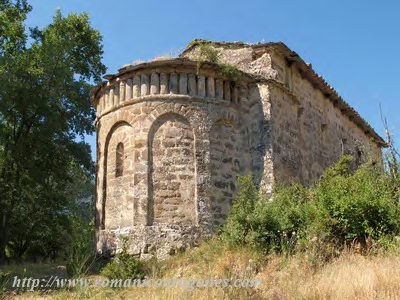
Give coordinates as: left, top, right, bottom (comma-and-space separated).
4, 239, 400, 299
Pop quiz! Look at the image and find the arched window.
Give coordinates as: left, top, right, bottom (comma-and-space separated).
116, 142, 124, 177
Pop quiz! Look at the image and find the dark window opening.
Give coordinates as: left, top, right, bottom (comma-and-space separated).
341, 138, 348, 155
355, 147, 363, 165
297, 107, 304, 119
116, 142, 124, 177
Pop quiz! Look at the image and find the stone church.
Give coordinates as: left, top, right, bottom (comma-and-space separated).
91, 40, 385, 258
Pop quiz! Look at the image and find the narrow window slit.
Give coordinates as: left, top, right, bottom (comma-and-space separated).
116, 142, 124, 177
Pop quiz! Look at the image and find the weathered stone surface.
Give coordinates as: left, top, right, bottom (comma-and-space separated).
160, 73, 168, 94
109, 87, 114, 106
206, 76, 215, 98
133, 75, 140, 97
169, 73, 178, 94
92, 43, 383, 259
120, 81, 126, 103
114, 84, 120, 105
103, 92, 108, 110
126, 79, 132, 100
210, 121, 241, 226
215, 79, 224, 100
179, 73, 188, 95
232, 86, 239, 103
141, 74, 150, 96
149, 114, 195, 225
197, 75, 205, 97
224, 81, 231, 101
150, 73, 160, 95
188, 74, 197, 96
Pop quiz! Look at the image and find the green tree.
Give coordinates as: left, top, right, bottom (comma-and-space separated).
0, 0, 105, 262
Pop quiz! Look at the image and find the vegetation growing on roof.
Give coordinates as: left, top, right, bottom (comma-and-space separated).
189, 40, 243, 81
185, 39, 210, 50
218, 63, 243, 82
197, 42, 220, 63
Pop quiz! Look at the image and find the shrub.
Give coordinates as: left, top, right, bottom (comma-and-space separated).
223, 176, 313, 253
222, 174, 261, 246
100, 237, 145, 280
314, 158, 400, 246
222, 156, 400, 254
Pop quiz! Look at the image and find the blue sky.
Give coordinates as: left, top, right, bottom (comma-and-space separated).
26, 0, 400, 160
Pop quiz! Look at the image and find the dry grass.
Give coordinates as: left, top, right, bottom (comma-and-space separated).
0, 262, 67, 279
150, 55, 173, 62
150, 48, 181, 62
257, 252, 400, 299
9, 240, 400, 299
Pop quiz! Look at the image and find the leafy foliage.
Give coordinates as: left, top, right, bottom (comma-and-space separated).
100, 237, 145, 280
315, 157, 400, 244
0, 0, 105, 262
223, 156, 400, 255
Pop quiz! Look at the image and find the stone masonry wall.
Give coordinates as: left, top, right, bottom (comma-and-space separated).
149, 113, 196, 225
93, 60, 265, 259
210, 121, 241, 226
268, 52, 382, 185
